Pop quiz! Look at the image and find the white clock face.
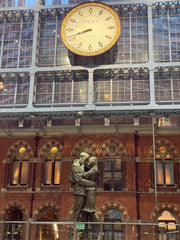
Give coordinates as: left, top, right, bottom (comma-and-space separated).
60, 2, 121, 56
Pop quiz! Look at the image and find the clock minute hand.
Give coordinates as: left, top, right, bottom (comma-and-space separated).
78, 27, 92, 34
67, 27, 92, 37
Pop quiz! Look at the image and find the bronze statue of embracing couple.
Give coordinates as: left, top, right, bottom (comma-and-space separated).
69, 152, 99, 222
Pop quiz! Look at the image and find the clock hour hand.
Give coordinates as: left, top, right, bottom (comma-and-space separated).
67, 27, 92, 37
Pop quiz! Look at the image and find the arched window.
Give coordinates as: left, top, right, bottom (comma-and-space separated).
155, 145, 174, 186
149, 139, 178, 187
103, 156, 122, 191
158, 211, 178, 240
103, 209, 123, 240
44, 155, 61, 185
37, 208, 59, 240
5, 141, 33, 187
99, 138, 127, 191
3, 206, 25, 240
39, 141, 63, 186
11, 147, 29, 185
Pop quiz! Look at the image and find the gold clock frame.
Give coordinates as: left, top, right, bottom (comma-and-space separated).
60, 2, 121, 56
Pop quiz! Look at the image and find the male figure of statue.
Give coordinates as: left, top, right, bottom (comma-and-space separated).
69, 152, 96, 221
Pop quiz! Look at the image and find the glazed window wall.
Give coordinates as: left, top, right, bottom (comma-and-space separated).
35, 71, 88, 106
38, 11, 69, 67
155, 67, 180, 103
0, 73, 30, 106
153, 2, 180, 62
0, 0, 35, 7
1, 66, 180, 107
94, 68, 150, 104
116, 4, 148, 64
0, 13, 34, 68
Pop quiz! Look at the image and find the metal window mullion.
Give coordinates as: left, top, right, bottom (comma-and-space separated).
88, 70, 93, 104
167, 8, 172, 62
17, 17, 23, 67
31, 11, 39, 67
28, 74, 35, 108
130, 71, 133, 101
148, 4, 154, 62
14, 78, 18, 104
52, 77, 55, 104
110, 78, 113, 102
54, 14, 58, 67
129, 12, 132, 64
71, 77, 74, 103
149, 69, 156, 104
147, 4, 156, 105
170, 68, 174, 101
0, 18, 5, 68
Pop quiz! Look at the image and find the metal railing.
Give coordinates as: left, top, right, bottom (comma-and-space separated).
1, 220, 180, 240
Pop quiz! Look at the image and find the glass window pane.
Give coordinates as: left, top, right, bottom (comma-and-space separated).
54, 161, 60, 185
0, 75, 30, 106
55, 81, 72, 103
20, 161, 29, 185
11, 161, 20, 185
103, 157, 123, 191
165, 161, 174, 185
3, 223, 24, 240
1, 15, 34, 68
0, 78, 16, 105
45, 160, 52, 185
35, 78, 53, 104
114, 158, 121, 171
104, 160, 111, 171
156, 161, 164, 185
73, 81, 88, 103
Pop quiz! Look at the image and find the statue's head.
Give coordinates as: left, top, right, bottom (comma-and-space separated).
88, 156, 97, 167
79, 152, 89, 164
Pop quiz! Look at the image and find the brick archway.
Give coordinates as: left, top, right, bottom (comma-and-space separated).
151, 203, 180, 221
71, 138, 99, 157
33, 201, 60, 220
148, 138, 178, 158
38, 140, 63, 159
5, 140, 34, 162
0, 201, 29, 220
98, 201, 129, 220
99, 138, 127, 157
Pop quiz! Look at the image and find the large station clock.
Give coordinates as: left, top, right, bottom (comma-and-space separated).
60, 2, 121, 56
